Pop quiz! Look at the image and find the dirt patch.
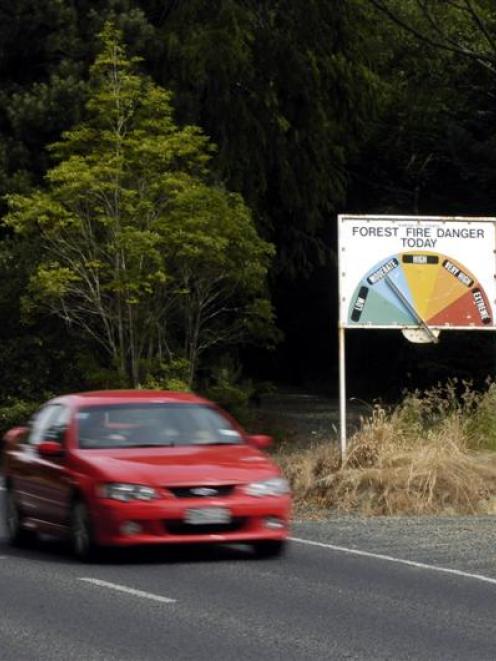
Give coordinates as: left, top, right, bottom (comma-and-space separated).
249, 391, 367, 447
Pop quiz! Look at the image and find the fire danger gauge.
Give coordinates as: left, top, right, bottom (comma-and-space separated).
339, 216, 496, 331
337, 215, 496, 457
349, 251, 492, 327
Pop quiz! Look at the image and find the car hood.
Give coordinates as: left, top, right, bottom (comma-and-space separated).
73, 444, 278, 485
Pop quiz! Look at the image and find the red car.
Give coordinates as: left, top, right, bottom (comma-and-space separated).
2, 390, 291, 560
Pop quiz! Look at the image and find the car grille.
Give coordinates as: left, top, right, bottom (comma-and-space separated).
165, 518, 247, 536
167, 485, 236, 498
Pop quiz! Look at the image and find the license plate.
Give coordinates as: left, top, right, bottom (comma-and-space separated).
185, 507, 232, 525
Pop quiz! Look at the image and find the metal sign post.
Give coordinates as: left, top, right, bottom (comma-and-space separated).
338, 325, 347, 460
337, 214, 496, 459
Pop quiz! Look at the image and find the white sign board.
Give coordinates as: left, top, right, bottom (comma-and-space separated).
338, 215, 496, 330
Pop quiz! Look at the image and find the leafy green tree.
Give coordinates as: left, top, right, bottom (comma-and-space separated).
0, 0, 155, 200
354, 0, 496, 216
134, 0, 385, 384
4, 23, 275, 387
146, 0, 379, 275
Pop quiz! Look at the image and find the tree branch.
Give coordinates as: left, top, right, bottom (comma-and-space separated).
367, 0, 496, 74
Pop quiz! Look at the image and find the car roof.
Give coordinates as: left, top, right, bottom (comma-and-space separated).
55, 390, 210, 407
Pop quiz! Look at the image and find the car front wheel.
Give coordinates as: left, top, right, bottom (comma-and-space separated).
70, 501, 97, 561
252, 540, 286, 559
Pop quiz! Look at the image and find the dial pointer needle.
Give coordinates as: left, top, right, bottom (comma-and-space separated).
384, 274, 439, 343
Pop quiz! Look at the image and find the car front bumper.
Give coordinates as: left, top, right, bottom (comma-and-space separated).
90, 494, 291, 546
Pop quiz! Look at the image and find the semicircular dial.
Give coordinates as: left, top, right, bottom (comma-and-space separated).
347, 251, 493, 328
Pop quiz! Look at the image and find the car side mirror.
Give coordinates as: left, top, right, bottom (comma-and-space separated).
247, 434, 273, 449
38, 440, 65, 458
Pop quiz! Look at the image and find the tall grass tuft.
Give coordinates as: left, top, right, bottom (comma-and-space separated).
276, 380, 496, 516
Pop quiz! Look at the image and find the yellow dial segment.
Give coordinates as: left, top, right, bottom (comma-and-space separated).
401, 253, 439, 318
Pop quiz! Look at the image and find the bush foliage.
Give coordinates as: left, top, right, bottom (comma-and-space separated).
276, 380, 496, 516
0, 398, 39, 440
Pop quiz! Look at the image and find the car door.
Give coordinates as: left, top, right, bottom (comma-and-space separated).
12, 404, 60, 516
14, 403, 72, 528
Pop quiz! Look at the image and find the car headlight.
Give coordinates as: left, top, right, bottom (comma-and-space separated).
243, 477, 290, 497
98, 483, 158, 502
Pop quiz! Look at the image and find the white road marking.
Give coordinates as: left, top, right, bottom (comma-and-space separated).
79, 578, 176, 603
290, 536, 496, 587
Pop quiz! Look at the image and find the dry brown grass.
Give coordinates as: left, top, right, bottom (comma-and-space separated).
275, 382, 496, 516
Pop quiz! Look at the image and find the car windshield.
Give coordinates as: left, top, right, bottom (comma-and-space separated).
76, 403, 243, 449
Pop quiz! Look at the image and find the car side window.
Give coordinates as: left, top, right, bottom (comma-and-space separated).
28, 404, 68, 446
47, 405, 71, 445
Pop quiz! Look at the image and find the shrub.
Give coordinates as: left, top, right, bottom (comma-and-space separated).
465, 382, 496, 451
203, 381, 254, 424
140, 359, 191, 392
0, 398, 39, 439
0, 398, 40, 466
276, 381, 496, 516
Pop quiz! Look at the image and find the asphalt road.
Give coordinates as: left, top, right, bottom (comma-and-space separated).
2, 487, 496, 660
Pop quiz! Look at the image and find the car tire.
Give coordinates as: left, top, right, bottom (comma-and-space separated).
252, 540, 286, 559
70, 501, 98, 562
4, 488, 34, 548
